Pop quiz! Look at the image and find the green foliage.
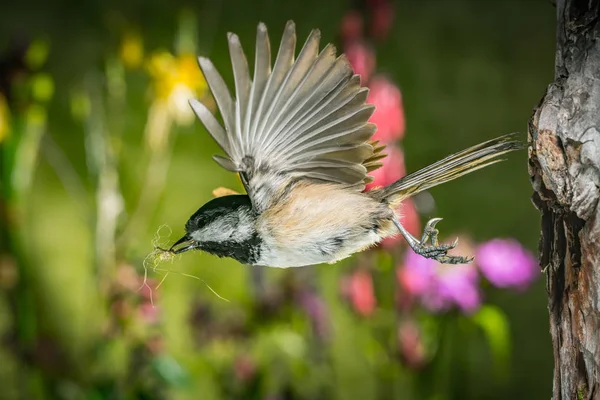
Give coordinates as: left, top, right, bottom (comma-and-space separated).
472, 305, 511, 380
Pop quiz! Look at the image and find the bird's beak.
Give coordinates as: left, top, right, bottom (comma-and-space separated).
169, 234, 197, 254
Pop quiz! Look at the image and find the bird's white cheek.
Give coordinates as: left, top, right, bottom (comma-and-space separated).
190, 210, 255, 243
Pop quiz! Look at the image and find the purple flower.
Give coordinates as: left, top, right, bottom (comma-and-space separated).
476, 238, 539, 290
298, 290, 330, 339
397, 240, 481, 314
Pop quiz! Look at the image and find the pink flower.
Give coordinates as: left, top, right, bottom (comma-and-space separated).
476, 239, 539, 290
367, 76, 405, 142
369, 0, 395, 40
365, 145, 405, 191
397, 320, 426, 368
234, 354, 257, 383
397, 238, 481, 314
345, 41, 376, 83
342, 268, 377, 317
340, 11, 364, 43
138, 301, 161, 325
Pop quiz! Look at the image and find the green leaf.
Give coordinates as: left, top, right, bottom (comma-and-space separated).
153, 355, 190, 388
31, 73, 55, 102
25, 39, 50, 70
471, 305, 511, 380
175, 9, 197, 55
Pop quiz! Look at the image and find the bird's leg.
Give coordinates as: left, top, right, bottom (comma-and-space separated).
393, 218, 473, 264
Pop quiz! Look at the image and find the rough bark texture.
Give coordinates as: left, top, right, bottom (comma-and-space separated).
528, 0, 600, 399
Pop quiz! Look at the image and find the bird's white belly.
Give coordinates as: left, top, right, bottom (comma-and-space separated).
255, 229, 385, 268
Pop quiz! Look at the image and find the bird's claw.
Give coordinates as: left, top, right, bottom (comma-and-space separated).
413, 218, 473, 264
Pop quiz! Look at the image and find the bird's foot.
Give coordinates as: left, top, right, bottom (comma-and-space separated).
413, 218, 473, 264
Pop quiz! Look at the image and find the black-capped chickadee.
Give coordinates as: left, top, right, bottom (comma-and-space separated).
168, 21, 524, 267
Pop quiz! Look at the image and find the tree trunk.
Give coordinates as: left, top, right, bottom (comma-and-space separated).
528, 0, 600, 399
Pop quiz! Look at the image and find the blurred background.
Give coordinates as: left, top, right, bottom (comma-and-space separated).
0, 0, 555, 399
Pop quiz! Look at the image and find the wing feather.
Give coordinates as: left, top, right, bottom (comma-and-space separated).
259, 29, 321, 153
252, 20, 297, 149
189, 98, 231, 156
227, 33, 251, 153
197, 57, 239, 159
244, 23, 271, 154
190, 21, 383, 210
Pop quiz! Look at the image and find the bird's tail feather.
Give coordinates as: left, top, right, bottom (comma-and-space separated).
372, 132, 525, 204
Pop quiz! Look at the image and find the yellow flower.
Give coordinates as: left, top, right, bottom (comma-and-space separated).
147, 51, 207, 125
120, 31, 144, 69
0, 95, 10, 143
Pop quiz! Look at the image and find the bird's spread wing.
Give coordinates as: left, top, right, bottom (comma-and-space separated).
189, 20, 384, 211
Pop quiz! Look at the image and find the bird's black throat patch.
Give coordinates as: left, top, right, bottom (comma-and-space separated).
199, 233, 262, 265
184, 194, 262, 265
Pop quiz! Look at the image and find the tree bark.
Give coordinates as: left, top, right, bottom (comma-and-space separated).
528, 0, 600, 399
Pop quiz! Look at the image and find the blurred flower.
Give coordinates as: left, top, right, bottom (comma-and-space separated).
147, 52, 207, 125
398, 237, 481, 313
342, 268, 377, 317
120, 31, 144, 69
340, 10, 364, 43
116, 264, 144, 291
369, 0, 395, 40
0, 94, 10, 142
234, 354, 257, 383
476, 238, 539, 290
138, 301, 161, 325
365, 145, 405, 190
367, 76, 405, 142
397, 320, 426, 369
298, 290, 330, 340
345, 41, 375, 83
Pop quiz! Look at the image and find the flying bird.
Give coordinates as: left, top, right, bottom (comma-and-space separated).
168, 21, 524, 268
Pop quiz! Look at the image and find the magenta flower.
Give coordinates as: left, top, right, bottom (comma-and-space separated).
345, 41, 376, 83
476, 238, 539, 290
367, 76, 406, 142
398, 243, 481, 314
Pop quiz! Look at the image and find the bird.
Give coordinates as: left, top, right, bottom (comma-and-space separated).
167, 20, 525, 268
